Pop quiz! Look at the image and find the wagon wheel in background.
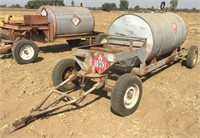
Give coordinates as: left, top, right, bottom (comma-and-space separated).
52, 58, 81, 92
160, 1, 166, 12
111, 73, 142, 116
12, 39, 39, 64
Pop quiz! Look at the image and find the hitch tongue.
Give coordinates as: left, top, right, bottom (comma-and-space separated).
8, 74, 105, 134
9, 115, 33, 133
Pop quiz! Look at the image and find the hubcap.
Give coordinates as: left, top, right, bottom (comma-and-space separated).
124, 85, 140, 109
19, 45, 34, 60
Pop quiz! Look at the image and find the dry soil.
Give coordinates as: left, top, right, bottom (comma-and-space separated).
0, 9, 200, 138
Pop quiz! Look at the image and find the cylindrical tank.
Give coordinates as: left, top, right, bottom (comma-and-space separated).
36, 6, 94, 36
108, 13, 187, 62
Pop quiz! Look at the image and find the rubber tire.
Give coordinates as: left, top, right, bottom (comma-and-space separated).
52, 59, 80, 92
0, 33, 9, 54
185, 46, 198, 69
111, 73, 142, 117
95, 33, 106, 44
12, 39, 38, 64
67, 40, 81, 47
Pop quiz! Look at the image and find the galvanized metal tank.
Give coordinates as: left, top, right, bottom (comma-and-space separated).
36, 6, 94, 36
108, 13, 187, 61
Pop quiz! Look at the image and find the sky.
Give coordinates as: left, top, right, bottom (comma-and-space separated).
0, 0, 199, 9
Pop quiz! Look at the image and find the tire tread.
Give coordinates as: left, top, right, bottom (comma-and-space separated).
186, 46, 198, 69
52, 59, 78, 92
12, 39, 38, 64
111, 73, 142, 116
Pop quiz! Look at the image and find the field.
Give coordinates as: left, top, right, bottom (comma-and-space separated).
0, 8, 200, 137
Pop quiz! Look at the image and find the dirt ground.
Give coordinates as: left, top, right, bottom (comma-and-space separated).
0, 9, 200, 137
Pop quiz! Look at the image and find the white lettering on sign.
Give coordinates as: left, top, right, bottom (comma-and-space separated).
94, 60, 106, 69
92, 53, 110, 75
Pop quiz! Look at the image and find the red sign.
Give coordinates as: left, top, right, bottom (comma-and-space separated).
92, 53, 110, 75
170, 21, 177, 33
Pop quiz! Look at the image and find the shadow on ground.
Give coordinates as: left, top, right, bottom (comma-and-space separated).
39, 41, 89, 53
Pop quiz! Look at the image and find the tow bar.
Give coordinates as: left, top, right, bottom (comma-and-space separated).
9, 74, 104, 133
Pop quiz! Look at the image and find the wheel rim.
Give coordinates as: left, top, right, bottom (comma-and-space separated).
63, 67, 75, 86
193, 51, 198, 65
19, 45, 34, 60
123, 85, 140, 109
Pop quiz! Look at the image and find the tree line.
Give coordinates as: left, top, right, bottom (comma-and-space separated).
25, 0, 64, 9
100, 0, 200, 12
0, 0, 199, 13
0, 4, 22, 8
0, 0, 64, 9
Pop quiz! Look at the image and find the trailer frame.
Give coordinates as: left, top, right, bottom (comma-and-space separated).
9, 34, 198, 133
